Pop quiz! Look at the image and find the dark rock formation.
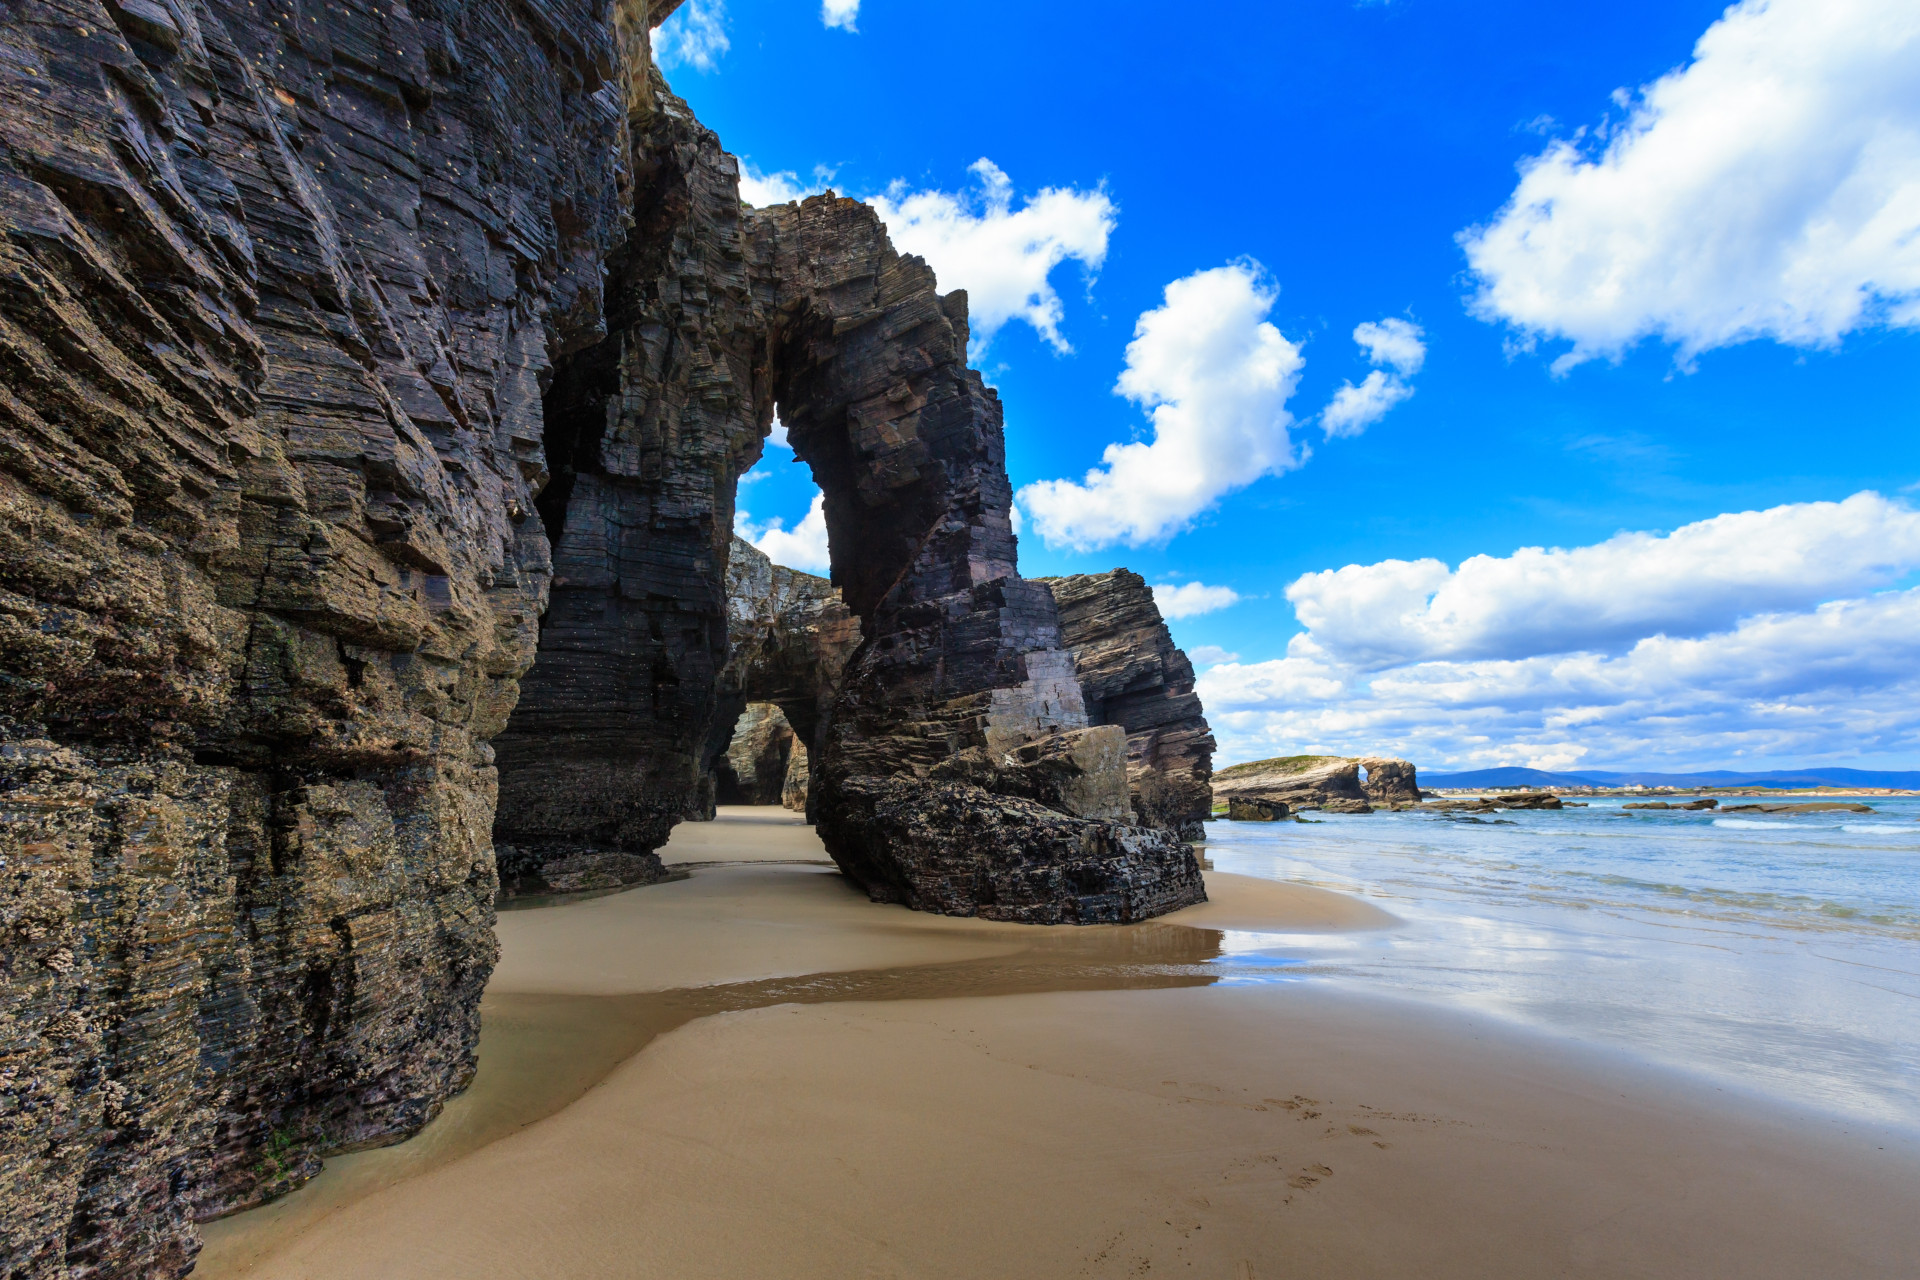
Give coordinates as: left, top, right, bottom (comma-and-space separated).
1624, 799, 1719, 811
1358, 756, 1421, 806
714, 702, 797, 806
1212, 754, 1421, 815
0, 0, 651, 1268
1227, 797, 1290, 822
703, 535, 858, 817
489, 69, 770, 884
0, 0, 1206, 1266
751, 200, 1201, 922
1719, 801, 1873, 814
1424, 792, 1562, 812
1038, 570, 1216, 839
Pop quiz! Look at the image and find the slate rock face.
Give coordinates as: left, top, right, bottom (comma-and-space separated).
0, 0, 642, 1268
1038, 570, 1217, 839
490, 73, 767, 886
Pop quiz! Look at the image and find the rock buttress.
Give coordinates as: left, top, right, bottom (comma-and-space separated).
754, 197, 1206, 923
0, 0, 637, 1269
489, 75, 767, 888
1037, 570, 1216, 840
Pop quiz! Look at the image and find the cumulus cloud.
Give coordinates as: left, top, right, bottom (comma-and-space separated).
870, 159, 1115, 354
821, 0, 859, 31
1186, 644, 1241, 667
738, 163, 824, 208
1017, 263, 1306, 550
765, 413, 791, 449
1152, 581, 1242, 619
1462, 0, 1920, 369
1199, 491, 1920, 770
1203, 588, 1920, 771
736, 492, 831, 573
652, 0, 729, 73
1288, 492, 1920, 668
1353, 318, 1426, 376
1320, 317, 1425, 439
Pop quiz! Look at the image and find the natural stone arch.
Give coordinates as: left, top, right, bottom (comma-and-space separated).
492, 112, 1205, 920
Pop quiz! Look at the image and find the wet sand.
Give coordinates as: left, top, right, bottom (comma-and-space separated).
198, 809, 1920, 1278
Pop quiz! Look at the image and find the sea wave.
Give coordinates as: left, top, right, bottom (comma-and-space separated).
1841, 823, 1920, 834
1714, 818, 1787, 830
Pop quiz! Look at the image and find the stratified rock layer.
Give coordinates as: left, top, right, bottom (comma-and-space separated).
1212, 755, 1422, 815
0, 0, 1207, 1267
1039, 571, 1216, 839
706, 536, 858, 816
1, 0, 642, 1269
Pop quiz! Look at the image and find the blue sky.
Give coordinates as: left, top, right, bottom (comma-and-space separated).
660, 0, 1920, 772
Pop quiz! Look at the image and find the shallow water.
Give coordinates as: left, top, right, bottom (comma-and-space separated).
1198, 796, 1920, 1127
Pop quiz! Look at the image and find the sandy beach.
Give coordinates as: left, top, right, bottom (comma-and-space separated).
197, 808, 1920, 1279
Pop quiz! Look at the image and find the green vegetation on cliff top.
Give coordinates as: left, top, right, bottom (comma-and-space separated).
1214, 754, 1347, 779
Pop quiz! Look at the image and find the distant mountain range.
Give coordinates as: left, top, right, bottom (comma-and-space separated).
1420, 765, 1920, 790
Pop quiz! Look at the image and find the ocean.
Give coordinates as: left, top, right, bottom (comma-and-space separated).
1199, 796, 1920, 1128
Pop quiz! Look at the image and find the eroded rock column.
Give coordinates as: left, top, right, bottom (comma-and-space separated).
755, 198, 1206, 923
1039, 570, 1217, 839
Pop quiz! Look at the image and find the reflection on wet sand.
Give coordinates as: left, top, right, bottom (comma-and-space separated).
196, 910, 1225, 1276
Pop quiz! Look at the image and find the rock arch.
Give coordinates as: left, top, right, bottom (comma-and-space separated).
491, 103, 1205, 923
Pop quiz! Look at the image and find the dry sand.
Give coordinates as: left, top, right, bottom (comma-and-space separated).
198, 809, 1920, 1279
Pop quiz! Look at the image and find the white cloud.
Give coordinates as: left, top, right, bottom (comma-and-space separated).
822, 0, 859, 31
1018, 263, 1306, 550
870, 159, 1115, 354
765, 413, 791, 449
1202, 588, 1920, 771
736, 492, 831, 573
1321, 370, 1412, 439
1199, 491, 1920, 770
1352, 318, 1426, 376
653, 0, 730, 73
738, 163, 821, 208
1288, 492, 1920, 668
1186, 644, 1240, 667
1462, 0, 1920, 369
1321, 318, 1424, 439
1152, 581, 1242, 619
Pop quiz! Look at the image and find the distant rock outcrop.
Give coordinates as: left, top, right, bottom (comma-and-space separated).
707, 537, 860, 816
781, 740, 811, 811
1038, 570, 1216, 839
1213, 754, 1422, 815
716, 703, 799, 806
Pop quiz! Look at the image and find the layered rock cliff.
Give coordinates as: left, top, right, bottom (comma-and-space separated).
1038, 571, 1215, 839
0, 0, 1205, 1269
2, 0, 646, 1269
